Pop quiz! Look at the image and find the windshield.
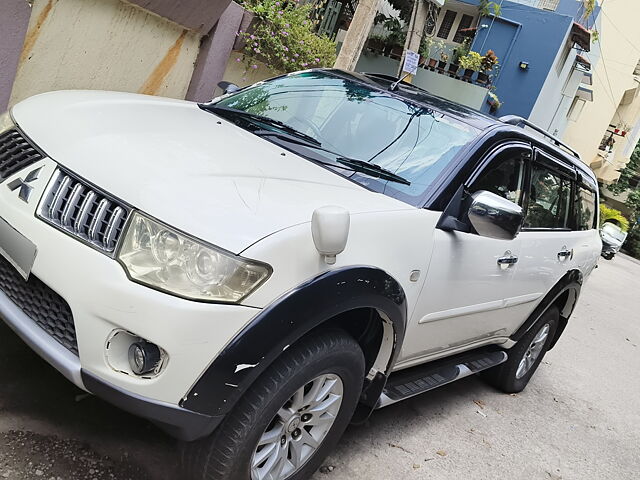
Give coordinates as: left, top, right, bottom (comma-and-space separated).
211, 71, 479, 205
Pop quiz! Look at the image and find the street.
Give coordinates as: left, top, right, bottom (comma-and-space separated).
1, 255, 638, 480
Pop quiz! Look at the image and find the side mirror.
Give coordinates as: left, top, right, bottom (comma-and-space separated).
311, 206, 350, 265
467, 191, 523, 240
217, 81, 241, 95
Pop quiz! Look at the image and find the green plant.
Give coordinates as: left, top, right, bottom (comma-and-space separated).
459, 51, 483, 71
452, 38, 471, 64
582, 0, 596, 18
487, 91, 502, 110
239, 0, 336, 74
591, 28, 600, 43
481, 49, 499, 72
608, 146, 640, 195
479, 0, 502, 17
382, 16, 406, 47
600, 204, 629, 231
623, 224, 640, 258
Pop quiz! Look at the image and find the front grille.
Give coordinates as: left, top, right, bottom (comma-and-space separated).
0, 129, 43, 181
0, 254, 77, 355
39, 170, 130, 255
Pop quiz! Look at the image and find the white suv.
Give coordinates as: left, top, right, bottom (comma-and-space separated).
0, 70, 600, 480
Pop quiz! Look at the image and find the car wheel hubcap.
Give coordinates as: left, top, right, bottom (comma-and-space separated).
250, 373, 344, 480
515, 323, 550, 379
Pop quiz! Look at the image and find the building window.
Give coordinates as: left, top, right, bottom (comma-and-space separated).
437, 10, 457, 39
452, 14, 474, 43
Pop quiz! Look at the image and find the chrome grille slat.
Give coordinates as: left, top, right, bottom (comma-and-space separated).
0, 129, 43, 180
39, 170, 130, 255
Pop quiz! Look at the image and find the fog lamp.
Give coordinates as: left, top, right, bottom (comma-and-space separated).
128, 341, 162, 375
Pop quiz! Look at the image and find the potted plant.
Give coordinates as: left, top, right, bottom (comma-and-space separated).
459, 51, 483, 82
487, 91, 502, 113
449, 38, 471, 78
382, 16, 406, 58
438, 51, 449, 73
425, 38, 444, 70
366, 34, 387, 54
419, 36, 433, 66
477, 49, 498, 85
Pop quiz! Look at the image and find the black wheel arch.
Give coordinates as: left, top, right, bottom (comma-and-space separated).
180, 266, 407, 417
510, 269, 583, 350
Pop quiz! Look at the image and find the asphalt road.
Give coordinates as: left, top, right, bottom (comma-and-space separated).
0, 254, 638, 480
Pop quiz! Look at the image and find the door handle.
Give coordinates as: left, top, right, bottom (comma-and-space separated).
557, 247, 573, 261
497, 251, 518, 268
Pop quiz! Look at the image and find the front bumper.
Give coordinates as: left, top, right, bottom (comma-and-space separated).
0, 156, 260, 440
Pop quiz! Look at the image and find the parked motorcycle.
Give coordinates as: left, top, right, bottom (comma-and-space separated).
600, 222, 627, 260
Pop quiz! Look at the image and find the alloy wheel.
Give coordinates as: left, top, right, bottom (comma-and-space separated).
250, 374, 344, 480
515, 323, 550, 379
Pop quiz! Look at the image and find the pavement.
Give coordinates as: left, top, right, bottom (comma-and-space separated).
0, 254, 638, 480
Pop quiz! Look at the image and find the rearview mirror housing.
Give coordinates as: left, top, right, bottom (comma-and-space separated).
467, 190, 523, 240
217, 81, 241, 95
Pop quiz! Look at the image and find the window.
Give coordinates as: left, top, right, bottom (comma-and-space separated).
437, 10, 457, 39
524, 165, 572, 229
556, 42, 572, 76
567, 97, 586, 122
471, 149, 527, 205
452, 14, 474, 44
576, 186, 596, 230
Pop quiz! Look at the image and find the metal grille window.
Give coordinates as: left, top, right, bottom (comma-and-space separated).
0, 129, 43, 181
39, 170, 130, 255
437, 10, 457, 39
452, 14, 474, 43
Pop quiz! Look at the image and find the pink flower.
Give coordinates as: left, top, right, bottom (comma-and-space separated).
253, 42, 258, 46
294, 53, 299, 57
302, 63, 308, 67
315, 58, 320, 63
236, 58, 241, 62
284, 46, 289, 51
278, 10, 283, 14
254, 48, 260, 53
275, 1, 280, 4
250, 35, 255, 40
252, 64, 258, 69
299, 40, 305, 44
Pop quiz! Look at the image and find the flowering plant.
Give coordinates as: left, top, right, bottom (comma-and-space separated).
238, 0, 336, 73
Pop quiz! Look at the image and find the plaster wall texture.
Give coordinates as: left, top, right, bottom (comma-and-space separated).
9, 0, 200, 107
0, 0, 31, 111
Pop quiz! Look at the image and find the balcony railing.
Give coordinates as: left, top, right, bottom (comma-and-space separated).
508, 0, 560, 11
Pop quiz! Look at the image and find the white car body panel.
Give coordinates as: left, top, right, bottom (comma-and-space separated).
12, 91, 410, 254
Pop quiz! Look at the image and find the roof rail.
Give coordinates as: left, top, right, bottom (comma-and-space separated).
499, 115, 581, 160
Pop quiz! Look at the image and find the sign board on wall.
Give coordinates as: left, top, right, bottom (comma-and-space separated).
403, 50, 420, 76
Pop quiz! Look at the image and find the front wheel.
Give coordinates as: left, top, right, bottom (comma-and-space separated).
483, 306, 559, 393
183, 330, 365, 480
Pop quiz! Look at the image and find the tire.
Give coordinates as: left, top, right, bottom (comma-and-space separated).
483, 306, 559, 394
182, 330, 365, 480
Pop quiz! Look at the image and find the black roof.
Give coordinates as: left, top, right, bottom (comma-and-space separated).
323, 69, 596, 185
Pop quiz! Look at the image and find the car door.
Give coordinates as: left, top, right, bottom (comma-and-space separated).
397, 142, 532, 366
512, 150, 582, 326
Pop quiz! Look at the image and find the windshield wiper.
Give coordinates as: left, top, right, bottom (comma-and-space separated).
202, 104, 321, 146
249, 129, 411, 186
336, 157, 411, 186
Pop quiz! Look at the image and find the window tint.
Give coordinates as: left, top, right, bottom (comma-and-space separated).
524, 165, 572, 229
471, 150, 527, 205
576, 186, 596, 230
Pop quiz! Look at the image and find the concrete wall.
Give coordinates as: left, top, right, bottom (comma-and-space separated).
127, 0, 231, 34
9, 0, 201, 107
356, 53, 490, 110
0, 0, 31, 111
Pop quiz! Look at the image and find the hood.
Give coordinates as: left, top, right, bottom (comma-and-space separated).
11, 91, 412, 253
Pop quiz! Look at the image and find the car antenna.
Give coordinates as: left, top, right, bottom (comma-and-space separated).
389, 56, 428, 92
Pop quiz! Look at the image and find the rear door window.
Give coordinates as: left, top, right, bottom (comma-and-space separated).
524, 163, 573, 229
470, 144, 528, 206
576, 186, 597, 230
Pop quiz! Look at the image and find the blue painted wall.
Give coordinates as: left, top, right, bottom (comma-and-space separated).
460, 0, 573, 117
455, 0, 600, 118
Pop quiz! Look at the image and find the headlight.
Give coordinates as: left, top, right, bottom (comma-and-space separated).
0, 111, 15, 135
118, 213, 271, 302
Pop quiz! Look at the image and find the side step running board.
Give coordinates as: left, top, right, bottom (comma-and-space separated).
375, 349, 507, 409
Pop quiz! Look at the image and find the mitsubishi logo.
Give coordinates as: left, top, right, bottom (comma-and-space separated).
7, 167, 42, 203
